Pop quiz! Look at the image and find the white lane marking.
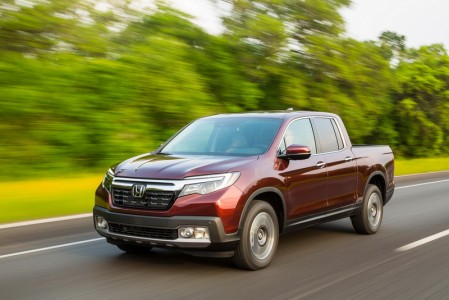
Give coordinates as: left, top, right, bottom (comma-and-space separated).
0, 213, 92, 230
396, 229, 449, 252
395, 179, 449, 190
0, 238, 105, 259
394, 179, 449, 252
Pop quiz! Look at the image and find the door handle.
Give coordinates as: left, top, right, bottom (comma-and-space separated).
316, 161, 326, 168
345, 156, 352, 162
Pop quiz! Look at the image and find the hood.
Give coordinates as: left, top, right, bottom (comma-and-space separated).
113, 153, 258, 179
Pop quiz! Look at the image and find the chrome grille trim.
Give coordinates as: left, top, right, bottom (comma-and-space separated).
113, 177, 185, 190
111, 178, 181, 210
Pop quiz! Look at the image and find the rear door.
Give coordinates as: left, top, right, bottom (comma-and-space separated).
312, 117, 357, 210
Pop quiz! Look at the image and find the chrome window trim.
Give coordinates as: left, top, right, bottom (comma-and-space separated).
330, 117, 347, 149
276, 115, 348, 156
312, 116, 348, 154
276, 116, 318, 155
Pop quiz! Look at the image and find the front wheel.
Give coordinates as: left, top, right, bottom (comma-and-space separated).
351, 184, 383, 234
233, 200, 279, 270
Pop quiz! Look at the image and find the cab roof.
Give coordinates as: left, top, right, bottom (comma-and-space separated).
201, 110, 338, 121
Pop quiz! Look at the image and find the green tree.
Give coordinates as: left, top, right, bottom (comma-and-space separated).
393, 44, 449, 156
291, 36, 393, 143
2, 0, 449, 180
395, 99, 443, 157
378, 31, 406, 63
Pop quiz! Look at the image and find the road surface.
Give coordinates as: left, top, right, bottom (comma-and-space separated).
1, 171, 449, 299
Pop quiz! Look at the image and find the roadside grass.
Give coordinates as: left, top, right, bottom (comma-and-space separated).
395, 157, 449, 176
0, 174, 103, 224
1, 157, 449, 224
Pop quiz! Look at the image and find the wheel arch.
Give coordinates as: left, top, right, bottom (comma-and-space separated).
366, 171, 387, 205
239, 187, 286, 233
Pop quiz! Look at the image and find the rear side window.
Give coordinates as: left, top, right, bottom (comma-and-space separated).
331, 119, 345, 150
314, 118, 344, 153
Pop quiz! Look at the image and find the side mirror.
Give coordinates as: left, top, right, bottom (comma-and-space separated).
278, 145, 312, 160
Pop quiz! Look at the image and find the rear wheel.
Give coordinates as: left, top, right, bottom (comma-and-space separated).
116, 244, 153, 254
233, 200, 279, 270
351, 184, 383, 234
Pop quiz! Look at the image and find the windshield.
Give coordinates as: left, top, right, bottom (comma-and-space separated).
160, 117, 283, 156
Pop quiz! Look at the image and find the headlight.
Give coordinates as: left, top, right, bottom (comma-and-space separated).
179, 172, 240, 197
102, 169, 114, 193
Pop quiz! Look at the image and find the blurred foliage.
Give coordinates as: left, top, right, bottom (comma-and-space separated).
0, 0, 449, 180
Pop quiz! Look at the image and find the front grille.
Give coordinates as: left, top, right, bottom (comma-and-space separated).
112, 188, 176, 210
109, 223, 178, 240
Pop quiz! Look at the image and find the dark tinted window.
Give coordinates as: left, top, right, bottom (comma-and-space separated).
331, 119, 345, 150
279, 118, 317, 154
314, 118, 341, 153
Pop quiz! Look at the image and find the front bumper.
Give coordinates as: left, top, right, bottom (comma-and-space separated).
93, 206, 239, 251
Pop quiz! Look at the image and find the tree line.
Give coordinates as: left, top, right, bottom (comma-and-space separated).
1, 0, 448, 179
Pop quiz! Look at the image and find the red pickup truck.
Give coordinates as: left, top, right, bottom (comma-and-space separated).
94, 111, 394, 270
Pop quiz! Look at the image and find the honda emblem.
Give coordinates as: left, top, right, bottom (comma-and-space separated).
132, 184, 146, 198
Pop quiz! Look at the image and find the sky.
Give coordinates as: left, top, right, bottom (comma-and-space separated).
164, 0, 449, 50
341, 0, 449, 49
168, 0, 228, 34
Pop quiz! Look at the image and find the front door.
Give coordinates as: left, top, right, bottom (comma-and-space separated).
277, 118, 328, 220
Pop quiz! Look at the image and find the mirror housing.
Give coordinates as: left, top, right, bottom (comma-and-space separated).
278, 145, 312, 160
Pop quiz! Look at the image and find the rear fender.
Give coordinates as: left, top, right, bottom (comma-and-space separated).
365, 171, 387, 204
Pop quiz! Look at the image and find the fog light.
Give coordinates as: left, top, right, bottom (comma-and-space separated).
194, 227, 210, 239
179, 227, 194, 238
95, 216, 108, 230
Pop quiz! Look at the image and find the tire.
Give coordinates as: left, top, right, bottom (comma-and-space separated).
351, 184, 383, 235
233, 200, 279, 270
116, 244, 152, 254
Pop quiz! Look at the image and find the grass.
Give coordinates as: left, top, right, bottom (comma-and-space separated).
395, 156, 449, 176
1, 157, 449, 224
0, 174, 103, 224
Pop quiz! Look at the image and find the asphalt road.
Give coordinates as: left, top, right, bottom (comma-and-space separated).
1, 171, 449, 300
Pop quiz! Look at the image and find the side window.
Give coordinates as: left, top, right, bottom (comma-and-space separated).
314, 118, 343, 153
279, 118, 317, 154
331, 119, 345, 150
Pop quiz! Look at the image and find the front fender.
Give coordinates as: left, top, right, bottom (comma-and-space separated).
238, 187, 287, 233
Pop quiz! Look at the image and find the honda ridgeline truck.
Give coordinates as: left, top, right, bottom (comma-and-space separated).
94, 111, 394, 270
